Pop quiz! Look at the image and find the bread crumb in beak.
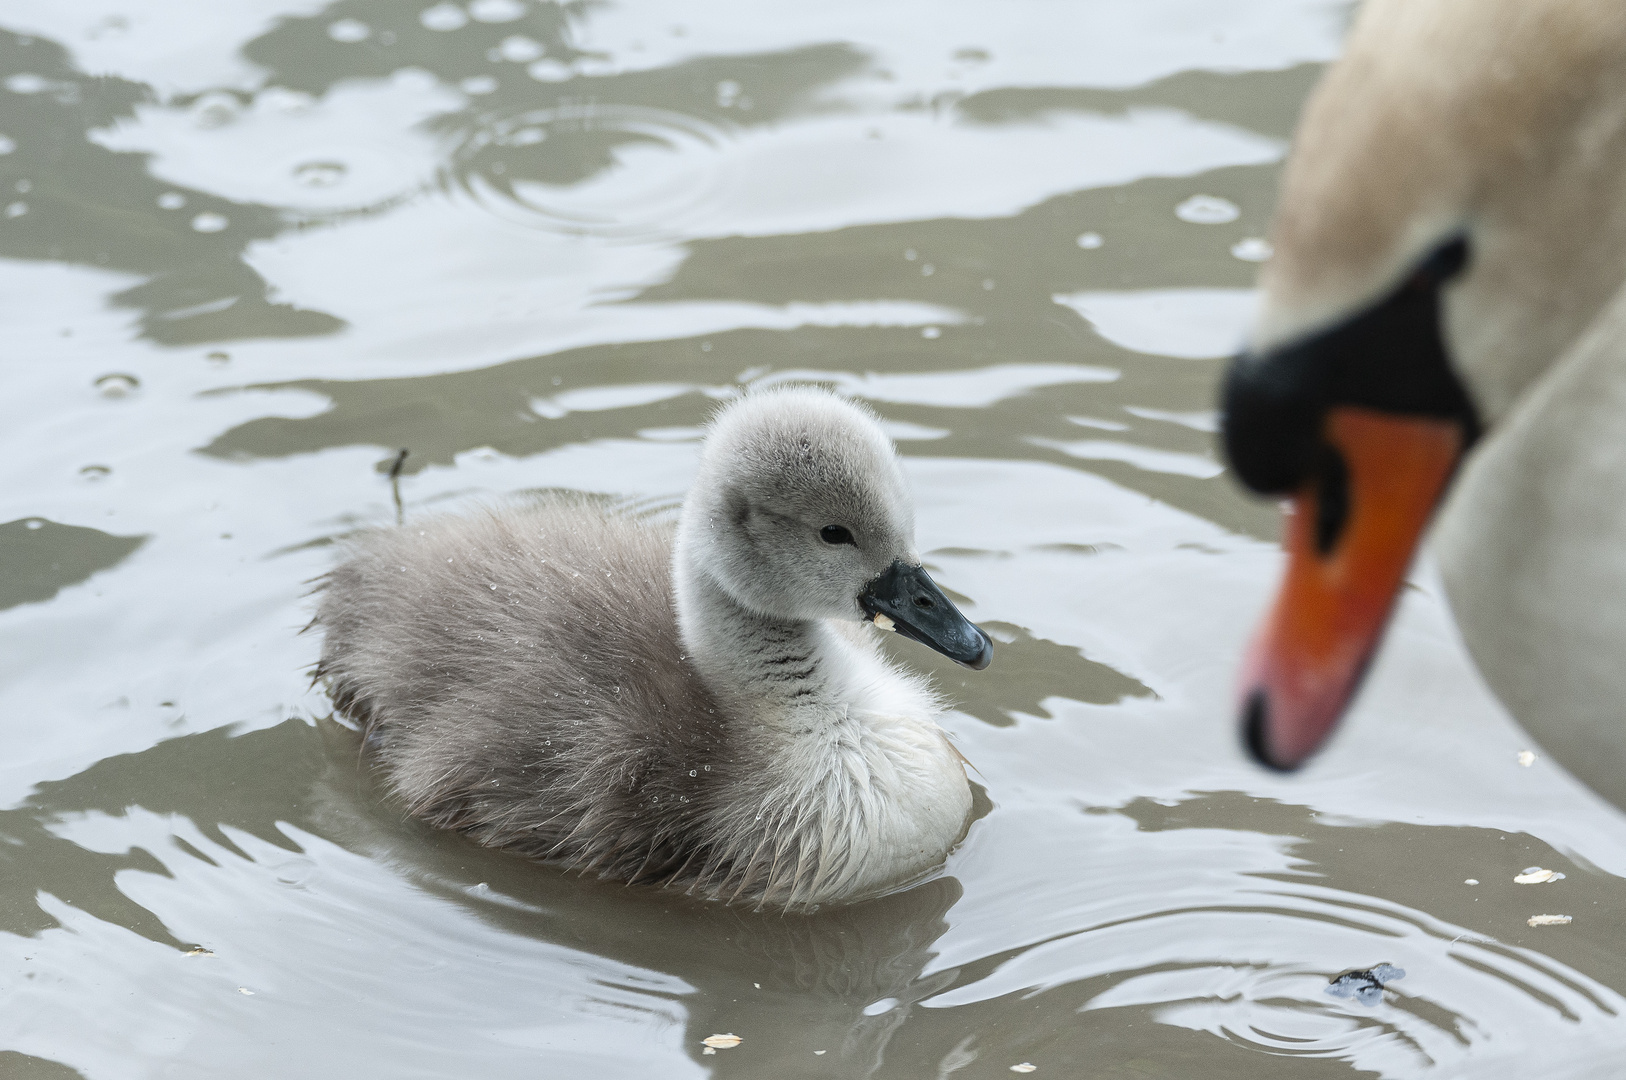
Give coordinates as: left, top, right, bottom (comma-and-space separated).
873, 613, 896, 632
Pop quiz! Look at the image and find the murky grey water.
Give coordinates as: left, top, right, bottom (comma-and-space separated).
4, 2, 1626, 1076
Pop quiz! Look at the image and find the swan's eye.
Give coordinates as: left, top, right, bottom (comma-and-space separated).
819, 525, 856, 546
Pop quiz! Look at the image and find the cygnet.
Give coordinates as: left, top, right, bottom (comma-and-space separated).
314, 387, 993, 908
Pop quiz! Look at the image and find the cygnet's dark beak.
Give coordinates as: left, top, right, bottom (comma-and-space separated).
859, 561, 993, 670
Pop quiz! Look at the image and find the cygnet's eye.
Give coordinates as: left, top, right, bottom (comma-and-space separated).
819, 524, 856, 546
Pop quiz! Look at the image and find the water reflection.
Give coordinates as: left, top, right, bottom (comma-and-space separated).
0, 30, 341, 343
6, 720, 967, 1076
0, 518, 146, 612
11, 723, 1625, 1077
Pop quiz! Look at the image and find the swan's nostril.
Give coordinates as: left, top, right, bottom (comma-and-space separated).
914, 596, 933, 609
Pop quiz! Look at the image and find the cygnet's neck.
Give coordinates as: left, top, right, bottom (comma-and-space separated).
671, 553, 970, 905
673, 562, 851, 720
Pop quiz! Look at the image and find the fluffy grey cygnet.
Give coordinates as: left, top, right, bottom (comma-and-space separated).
314, 387, 993, 908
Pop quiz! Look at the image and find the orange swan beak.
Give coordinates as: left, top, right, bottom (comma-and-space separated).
1240, 407, 1464, 769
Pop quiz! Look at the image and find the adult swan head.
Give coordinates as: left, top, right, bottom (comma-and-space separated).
315, 386, 993, 909
1221, 0, 1626, 803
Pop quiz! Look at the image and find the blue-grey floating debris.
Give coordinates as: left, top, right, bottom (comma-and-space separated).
1326, 964, 1405, 1006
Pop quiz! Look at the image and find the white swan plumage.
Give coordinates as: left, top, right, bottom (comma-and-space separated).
1222, 0, 1626, 810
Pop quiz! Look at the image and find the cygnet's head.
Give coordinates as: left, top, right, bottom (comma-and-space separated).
677, 387, 991, 669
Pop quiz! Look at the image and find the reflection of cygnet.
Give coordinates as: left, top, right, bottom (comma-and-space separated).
314, 387, 992, 908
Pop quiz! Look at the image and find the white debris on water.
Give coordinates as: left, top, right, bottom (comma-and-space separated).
1231, 237, 1273, 261
1175, 194, 1239, 224
1528, 914, 1572, 927
1515, 867, 1565, 884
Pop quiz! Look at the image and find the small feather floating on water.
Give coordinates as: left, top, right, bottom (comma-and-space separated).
184, 947, 214, 957
1010, 1065, 1037, 1074
702, 1033, 742, 1050
1514, 866, 1565, 884
1518, 750, 1536, 767
1528, 914, 1572, 927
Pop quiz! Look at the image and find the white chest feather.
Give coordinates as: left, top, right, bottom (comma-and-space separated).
695, 623, 972, 907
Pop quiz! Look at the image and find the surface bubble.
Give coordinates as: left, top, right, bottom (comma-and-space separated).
469, 0, 526, 22
0, 134, 15, 154
258, 86, 315, 114
327, 19, 371, 43
1231, 237, 1273, 262
526, 59, 571, 82
191, 92, 239, 129
498, 35, 543, 62
421, 3, 469, 31
1175, 194, 1240, 224
157, 192, 186, 210
293, 161, 347, 188
5, 201, 26, 218
95, 373, 140, 398
191, 212, 229, 233
1077, 231, 1104, 249
5, 73, 49, 95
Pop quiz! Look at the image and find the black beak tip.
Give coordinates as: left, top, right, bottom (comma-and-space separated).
859, 561, 995, 672
960, 629, 993, 671
1241, 689, 1297, 773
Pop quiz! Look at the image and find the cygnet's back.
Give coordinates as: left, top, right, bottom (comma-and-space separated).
315, 387, 993, 908
319, 501, 725, 883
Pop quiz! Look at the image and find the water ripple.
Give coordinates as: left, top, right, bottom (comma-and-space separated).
445, 103, 734, 238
